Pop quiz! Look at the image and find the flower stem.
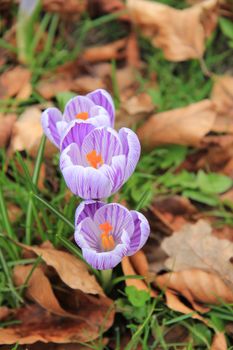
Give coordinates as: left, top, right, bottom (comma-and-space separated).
100, 269, 113, 292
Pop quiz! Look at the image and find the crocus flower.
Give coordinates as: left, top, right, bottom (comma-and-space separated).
60, 122, 140, 199
41, 89, 115, 148
74, 200, 150, 270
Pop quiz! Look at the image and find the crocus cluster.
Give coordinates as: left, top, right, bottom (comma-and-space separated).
41, 89, 150, 270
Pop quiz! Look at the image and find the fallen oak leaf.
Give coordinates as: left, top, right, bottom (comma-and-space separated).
127, 0, 218, 61
20, 243, 104, 296
162, 220, 233, 291
13, 265, 82, 319
137, 99, 216, 148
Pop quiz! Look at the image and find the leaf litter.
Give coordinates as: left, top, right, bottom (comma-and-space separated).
1, 0, 233, 348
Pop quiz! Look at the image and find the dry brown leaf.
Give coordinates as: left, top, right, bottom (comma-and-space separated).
126, 32, 141, 67
0, 113, 17, 148
0, 66, 31, 99
210, 332, 227, 350
162, 220, 233, 290
156, 269, 233, 306
137, 99, 216, 148
127, 0, 218, 61
211, 75, 233, 133
42, 0, 87, 15
7, 203, 22, 223
116, 92, 154, 129
20, 243, 104, 296
0, 307, 10, 321
36, 75, 73, 99
9, 106, 56, 158
165, 290, 205, 322
121, 251, 157, 296
72, 76, 106, 94
0, 299, 113, 345
82, 38, 127, 63
13, 265, 79, 318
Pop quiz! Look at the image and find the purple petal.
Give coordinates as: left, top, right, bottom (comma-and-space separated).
75, 200, 105, 226
87, 89, 115, 127
60, 121, 95, 151
100, 155, 126, 193
82, 238, 128, 270
64, 96, 95, 122
119, 128, 141, 182
41, 107, 64, 148
75, 217, 99, 250
81, 127, 122, 165
94, 203, 134, 242
61, 165, 112, 199
128, 211, 150, 255
60, 143, 82, 170
89, 105, 111, 127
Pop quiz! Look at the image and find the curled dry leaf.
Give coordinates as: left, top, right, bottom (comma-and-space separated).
162, 220, 233, 291
20, 243, 104, 295
0, 299, 113, 345
9, 106, 56, 158
165, 290, 205, 322
127, 0, 218, 61
81, 38, 127, 63
0, 113, 17, 148
0, 66, 31, 99
137, 99, 216, 148
156, 269, 233, 307
210, 332, 227, 350
121, 251, 157, 296
211, 75, 233, 133
13, 265, 79, 318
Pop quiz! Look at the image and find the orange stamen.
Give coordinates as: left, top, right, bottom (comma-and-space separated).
99, 222, 115, 251
75, 112, 88, 120
86, 150, 103, 169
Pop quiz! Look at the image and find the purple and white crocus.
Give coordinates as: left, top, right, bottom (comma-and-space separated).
75, 201, 150, 270
60, 122, 140, 199
41, 89, 115, 148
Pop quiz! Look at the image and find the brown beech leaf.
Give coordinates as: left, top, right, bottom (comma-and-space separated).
0, 66, 32, 99
156, 269, 233, 307
0, 307, 10, 321
0, 113, 17, 148
0, 298, 113, 345
13, 265, 79, 318
127, 0, 218, 61
162, 220, 233, 290
20, 243, 104, 296
165, 290, 206, 322
211, 75, 233, 133
210, 332, 227, 350
9, 107, 56, 158
116, 93, 155, 129
121, 251, 157, 296
137, 99, 216, 148
36, 75, 73, 99
81, 38, 127, 63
